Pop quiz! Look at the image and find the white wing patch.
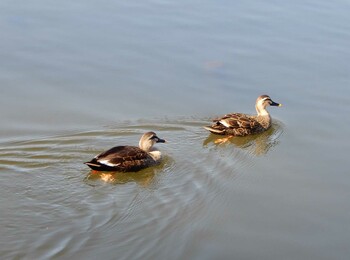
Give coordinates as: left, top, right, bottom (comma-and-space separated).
98, 160, 121, 167
220, 119, 232, 128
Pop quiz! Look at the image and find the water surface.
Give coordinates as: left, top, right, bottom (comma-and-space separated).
1, 0, 350, 259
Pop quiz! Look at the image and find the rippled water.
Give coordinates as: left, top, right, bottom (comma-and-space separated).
0, 119, 285, 259
1, 0, 350, 259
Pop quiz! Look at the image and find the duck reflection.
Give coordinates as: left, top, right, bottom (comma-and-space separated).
203, 123, 283, 156
85, 165, 163, 187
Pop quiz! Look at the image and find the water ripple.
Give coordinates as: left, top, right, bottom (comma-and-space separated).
0, 117, 283, 259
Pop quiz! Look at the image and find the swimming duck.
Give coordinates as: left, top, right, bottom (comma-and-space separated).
84, 132, 166, 172
204, 95, 281, 140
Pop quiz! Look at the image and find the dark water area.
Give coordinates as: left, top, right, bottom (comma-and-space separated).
1, 0, 350, 259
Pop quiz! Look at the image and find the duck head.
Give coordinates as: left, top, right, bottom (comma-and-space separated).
255, 95, 282, 116
139, 132, 166, 152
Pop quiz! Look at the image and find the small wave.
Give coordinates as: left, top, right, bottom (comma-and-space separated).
0, 117, 284, 259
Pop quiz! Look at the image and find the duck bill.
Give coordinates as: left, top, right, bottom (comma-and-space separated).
156, 138, 166, 143
270, 101, 282, 107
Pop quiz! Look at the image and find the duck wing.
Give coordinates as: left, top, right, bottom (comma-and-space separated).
85, 146, 155, 172
205, 113, 262, 136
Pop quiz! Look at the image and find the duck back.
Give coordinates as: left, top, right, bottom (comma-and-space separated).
85, 146, 156, 172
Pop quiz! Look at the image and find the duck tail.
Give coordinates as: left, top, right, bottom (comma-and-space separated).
84, 158, 103, 170
84, 162, 100, 167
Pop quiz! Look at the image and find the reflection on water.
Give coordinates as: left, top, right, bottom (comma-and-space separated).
203, 122, 284, 156
86, 170, 156, 186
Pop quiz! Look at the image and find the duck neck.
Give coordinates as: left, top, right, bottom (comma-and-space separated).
256, 105, 271, 129
139, 141, 152, 152
256, 105, 270, 117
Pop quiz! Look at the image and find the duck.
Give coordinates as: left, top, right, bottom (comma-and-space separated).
204, 95, 281, 141
84, 132, 166, 172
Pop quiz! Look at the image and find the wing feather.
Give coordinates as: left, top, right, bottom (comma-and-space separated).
209, 113, 263, 136
89, 146, 155, 171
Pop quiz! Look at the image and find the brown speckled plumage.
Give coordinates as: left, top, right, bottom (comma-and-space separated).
85, 132, 166, 172
204, 95, 281, 136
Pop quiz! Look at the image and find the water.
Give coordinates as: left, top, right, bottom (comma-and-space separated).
1, 0, 350, 259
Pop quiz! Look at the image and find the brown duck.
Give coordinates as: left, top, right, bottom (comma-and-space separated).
85, 132, 166, 172
204, 95, 282, 141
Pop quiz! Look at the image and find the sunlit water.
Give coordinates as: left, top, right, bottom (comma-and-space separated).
1, 0, 350, 259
